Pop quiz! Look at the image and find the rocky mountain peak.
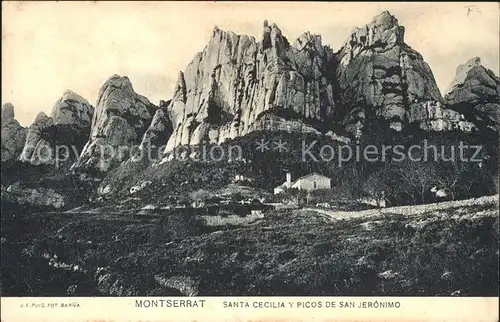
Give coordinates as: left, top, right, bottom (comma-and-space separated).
336, 11, 445, 134
12, 90, 95, 166
73, 74, 156, 172
371, 10, 399, 30
262, 19, 281, 32
108, 74, 130, 82
2, 103, 15, 124
51, 90, 94, 128
212, 25, 220, 37
34, 111, 51, 123
174, 71, 187, 99
100, 74, 134, 93
166, 71, 187, 126
211, 26, 241, 45
340, 11, 404, 65
293, 31, 323, 53
95, 74, 153, 119
19, 112, 54, 165
444, 56, 492, 97
1, 103, 27, 163
158, 15, 344, 152
10, 12, 493, 169
62, 89, 88, 101
262, 20, 288, 52
97, 75, 134, 106
465, 56, 482, 67
444, 57, 500, 128
162, 18, 337, 153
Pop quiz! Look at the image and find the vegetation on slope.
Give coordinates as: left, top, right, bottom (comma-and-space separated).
1, 197, 498, 296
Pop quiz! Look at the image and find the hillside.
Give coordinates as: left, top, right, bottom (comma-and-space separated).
1, 195, 497, 296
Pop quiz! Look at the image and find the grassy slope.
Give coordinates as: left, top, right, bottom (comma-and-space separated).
1, 196, 498, 296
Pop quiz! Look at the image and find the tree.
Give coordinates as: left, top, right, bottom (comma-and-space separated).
362, 169, 391, 207
310, 189, 334, 203
394, 160, 437, 204
231, 192, 244, 202
435, 161, 472, 201
329, 163, 364, 203
177, 193, 191, 207
190, 189, 211, 206
281, 187, 308, 205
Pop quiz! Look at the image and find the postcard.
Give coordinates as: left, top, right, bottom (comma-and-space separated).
1, 1, 499, 321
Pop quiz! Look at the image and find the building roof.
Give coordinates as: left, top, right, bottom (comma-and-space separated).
292, 172, 330, 184
274, 183, 287, 190
274, 172, 330, 190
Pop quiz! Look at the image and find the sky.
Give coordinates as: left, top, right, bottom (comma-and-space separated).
2, 1, 499, 126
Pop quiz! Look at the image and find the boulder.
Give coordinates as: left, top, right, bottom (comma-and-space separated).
129, 181, 152, 194
3, 185, 65, 209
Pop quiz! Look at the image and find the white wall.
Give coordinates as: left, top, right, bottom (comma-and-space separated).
292, 174, 331, 191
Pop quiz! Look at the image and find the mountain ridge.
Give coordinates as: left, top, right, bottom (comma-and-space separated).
1, 11, 499, 172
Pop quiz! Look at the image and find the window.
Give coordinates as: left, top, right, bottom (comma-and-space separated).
313, 181, 317, 189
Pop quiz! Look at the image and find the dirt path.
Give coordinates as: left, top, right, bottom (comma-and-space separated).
301, 195, 499, 221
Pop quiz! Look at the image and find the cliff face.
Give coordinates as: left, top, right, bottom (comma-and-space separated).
135, 100, 173, 161
164, 22, 337, 152
1, 103, 28, 163
73, 75, 157, 171
335, 11, 472, 134
165, 11, 483, 149
19, 112, 54, 165
5, 11, 499, 173
444, 57, 500, 130
51, 90, 95, 129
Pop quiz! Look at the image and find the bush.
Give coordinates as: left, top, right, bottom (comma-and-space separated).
156, 213, 204, 242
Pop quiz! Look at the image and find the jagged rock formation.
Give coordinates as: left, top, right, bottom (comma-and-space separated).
164, 21, 337, 152
73, 75, 157, 171
335, 11, 456, 133
164, 11, 487, 151
6, 12, 500, 172
51, 90, 94, 129
47, 90, 95, 154
134, 100, 173, 161
1, 103, 28, 163
1, 103, 15, 121
19, 112, 55, 165
408, 101, 475, 132
18, 91, 94, 165
444, 57, 500, 130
